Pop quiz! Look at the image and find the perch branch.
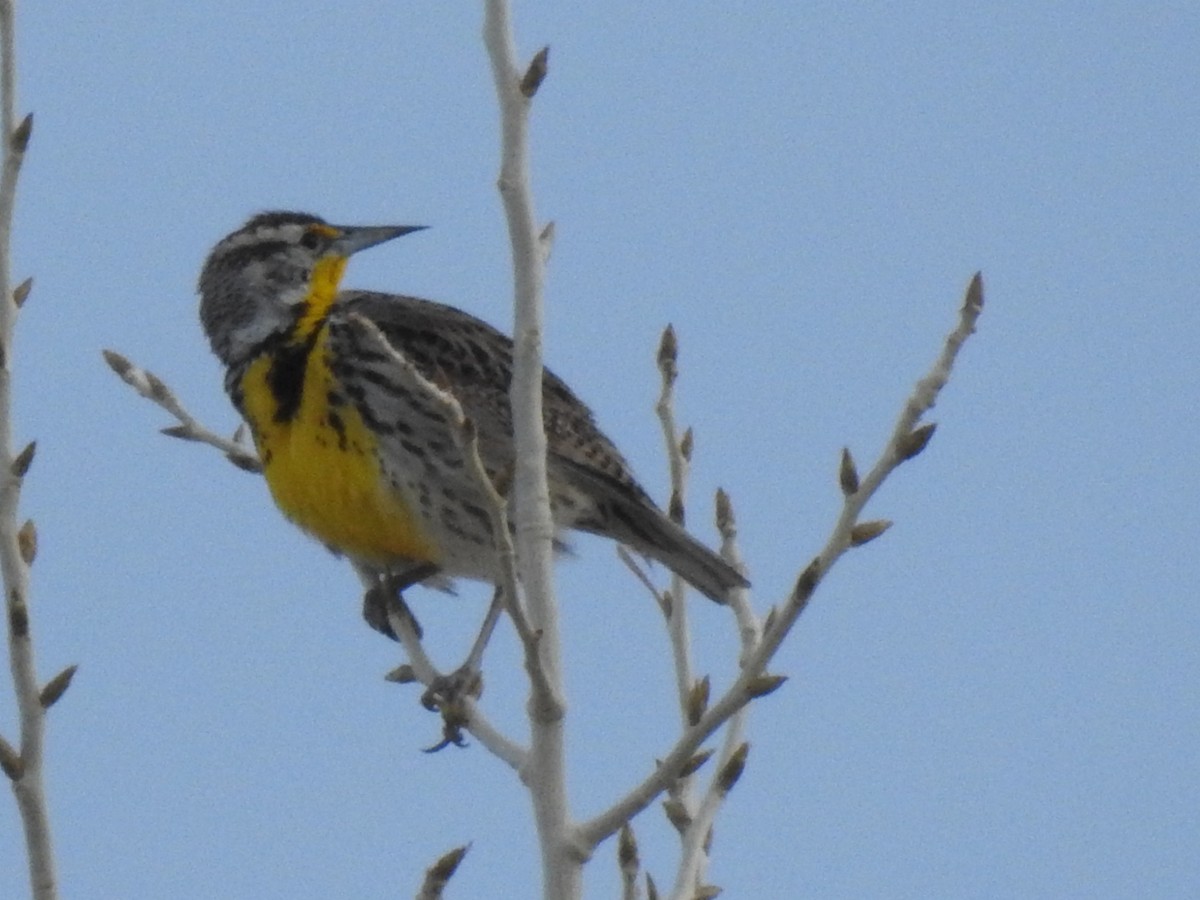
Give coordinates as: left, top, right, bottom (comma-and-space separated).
0, 1, 59, 895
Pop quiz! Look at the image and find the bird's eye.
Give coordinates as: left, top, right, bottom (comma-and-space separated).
299, 230, 321, 250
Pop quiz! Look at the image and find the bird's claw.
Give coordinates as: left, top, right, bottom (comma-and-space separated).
421, 666, 484, 711
420, 666, 484, 752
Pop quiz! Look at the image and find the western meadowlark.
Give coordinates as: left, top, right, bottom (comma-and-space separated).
198, 211, 748, 638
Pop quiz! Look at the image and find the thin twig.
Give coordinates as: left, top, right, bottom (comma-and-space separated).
616, 546, 668, 616
102, 350, 261, 473
755, 273, 985, 661
653, 325, 697, 725
666, 493, 756, 900
456, 418, 560, 709
652, 325, 712, 893
0, 2, 58, 896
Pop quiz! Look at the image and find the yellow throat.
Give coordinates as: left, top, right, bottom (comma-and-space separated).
236, 254, 440, 566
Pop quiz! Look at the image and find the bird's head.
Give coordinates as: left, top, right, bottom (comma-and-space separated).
198, 210, 424, 366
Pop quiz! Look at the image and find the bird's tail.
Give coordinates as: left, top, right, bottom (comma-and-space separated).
601, 498, 749, 603
554, 460, 748, 602
553, 457, 749, 602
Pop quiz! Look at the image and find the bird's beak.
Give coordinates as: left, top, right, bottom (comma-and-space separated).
332, 224, 427, 257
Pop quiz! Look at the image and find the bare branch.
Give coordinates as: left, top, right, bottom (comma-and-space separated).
576, 664, 761, 850
757, 274, 984, 660
102, 350, 262, 473
484, 3, 588, 895
666, 493, 757, 899
617, 546, 669, 617
579, 276, 984, 859
0, 2, 59, 895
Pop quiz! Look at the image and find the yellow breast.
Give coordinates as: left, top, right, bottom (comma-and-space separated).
238, 325, 440, 567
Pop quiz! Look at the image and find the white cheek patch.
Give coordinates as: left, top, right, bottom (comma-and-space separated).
228, 309, 291, 358
276, 282, 310, 306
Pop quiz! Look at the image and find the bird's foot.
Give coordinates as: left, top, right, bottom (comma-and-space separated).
421, 664, 484, 712
420, 665, 485, 752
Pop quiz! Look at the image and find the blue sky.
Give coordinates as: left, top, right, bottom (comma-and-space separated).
1, 2, 1197, 897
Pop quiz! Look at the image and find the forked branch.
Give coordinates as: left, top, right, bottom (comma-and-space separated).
577, 275, 984, 858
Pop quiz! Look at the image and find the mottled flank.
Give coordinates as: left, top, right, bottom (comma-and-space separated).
198, 211, 749, 601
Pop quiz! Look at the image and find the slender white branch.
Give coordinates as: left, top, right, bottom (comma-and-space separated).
668, 739, 742, 900
649, 327, 763, 896
668, 493, 756, 899
652, 324, 710, 890
0, 2, 58, 896
483, 7, 584, 899
483, 13, 560, 699
102, 350, 261, 473
755, 273, 985, 660
616, 547, 667, 613
454, 417, 542, 661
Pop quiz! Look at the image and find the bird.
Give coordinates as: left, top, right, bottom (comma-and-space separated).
198, 210, 749, 642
